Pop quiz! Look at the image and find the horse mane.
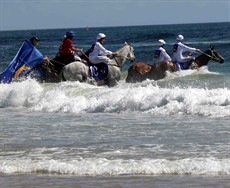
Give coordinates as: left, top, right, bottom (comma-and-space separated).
195, 49, 212, 66
117, 42, 134, 52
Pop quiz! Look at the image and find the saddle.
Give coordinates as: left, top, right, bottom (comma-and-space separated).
174, 60, 194, 71
88, 62, 108, 81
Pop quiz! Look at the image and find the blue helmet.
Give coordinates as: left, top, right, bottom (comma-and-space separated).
66, 31, 75, 37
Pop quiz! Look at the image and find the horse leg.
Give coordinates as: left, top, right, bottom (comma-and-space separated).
106, 66, 121, 87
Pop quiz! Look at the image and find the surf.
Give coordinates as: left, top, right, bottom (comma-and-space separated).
1, 76, 230, 117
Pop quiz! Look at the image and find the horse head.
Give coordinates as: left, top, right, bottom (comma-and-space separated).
124, 42, 135, 62
114, 42, 135, 67
195, 46, 224, 67
208, 45, 224, 64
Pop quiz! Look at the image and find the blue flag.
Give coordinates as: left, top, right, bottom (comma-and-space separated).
0, 40, 43, 83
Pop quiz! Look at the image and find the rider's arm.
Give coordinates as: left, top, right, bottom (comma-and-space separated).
97, 42, 113, 56
181, 43, 197, 53
72, 47, 83, 53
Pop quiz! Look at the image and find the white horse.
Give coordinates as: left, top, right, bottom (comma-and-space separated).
61, 42, 135, 86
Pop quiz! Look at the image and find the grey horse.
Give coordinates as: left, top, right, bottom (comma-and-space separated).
61, 42, 135, 86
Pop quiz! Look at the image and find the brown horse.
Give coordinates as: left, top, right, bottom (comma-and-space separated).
126, 46, 224, 83
126, 61, 175, 83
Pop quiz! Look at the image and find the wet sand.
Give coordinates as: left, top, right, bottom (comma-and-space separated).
1, 174, 230, 188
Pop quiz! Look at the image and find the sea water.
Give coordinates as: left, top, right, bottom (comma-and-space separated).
0, 22, 230, 187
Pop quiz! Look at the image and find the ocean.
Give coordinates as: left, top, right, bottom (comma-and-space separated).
0, 22, 230, 188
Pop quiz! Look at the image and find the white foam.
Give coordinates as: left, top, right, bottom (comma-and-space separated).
0, 79, 43, 108
0, 78, 230, 117
1, 158, 230, 176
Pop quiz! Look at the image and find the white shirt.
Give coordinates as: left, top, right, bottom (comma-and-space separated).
153, 46, 171, 64
89, 41, 112, 59
172, 41, 196, 63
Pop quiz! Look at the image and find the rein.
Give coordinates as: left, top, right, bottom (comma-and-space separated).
81, 51, 125, 68
110, 55, 123, 68
110, 53, 135, 68
49, 59, 66, 66
108, 61, 121, 67
197, 50, 220, 62
81, 50, 134, 63
115, 54, 134, 61
81, 51, 90, 61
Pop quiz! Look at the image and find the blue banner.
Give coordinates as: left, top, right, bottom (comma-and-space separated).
0, 40, 43, 83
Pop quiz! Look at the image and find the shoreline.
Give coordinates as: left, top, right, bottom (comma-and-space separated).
1, 174, 230, 188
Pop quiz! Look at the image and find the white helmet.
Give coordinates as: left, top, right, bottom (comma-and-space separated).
176, 34, 184, 41
96, 33, 106, 40
158, 39, 166, 46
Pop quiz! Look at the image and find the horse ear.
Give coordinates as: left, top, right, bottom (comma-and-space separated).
124, 42, 128, 45
209, 45, 215, 50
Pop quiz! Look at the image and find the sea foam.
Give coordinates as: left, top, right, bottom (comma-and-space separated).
1, 158, 230, 176
0, 76, 230, 117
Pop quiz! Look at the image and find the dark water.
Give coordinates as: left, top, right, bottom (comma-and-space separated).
1, 22, 230, 72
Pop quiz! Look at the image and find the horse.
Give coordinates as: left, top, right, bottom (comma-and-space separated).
61, 42, 135, 86
19, 57, 60, 83
126, 46, 224, 83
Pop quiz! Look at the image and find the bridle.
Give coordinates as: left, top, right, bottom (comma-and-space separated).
190, 48, 223, 69
199, 49, 222, 62
110, 44, 135, 67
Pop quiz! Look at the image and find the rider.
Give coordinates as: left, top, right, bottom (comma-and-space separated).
55, 31, 83, 64
89, 33, 117, 64
30, 37, 40, 47
153, 39, 171, 64
18, 36, 52, 81
172, 34, 200, 70
29, 36, 49, 64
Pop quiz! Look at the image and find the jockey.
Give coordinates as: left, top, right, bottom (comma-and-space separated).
29, 36, 49, 64
55, 31, 83, 64
153, 39, 171, 64
27, 37, 51, 79
30, 37, 39, 47
172, 34, 200, 69
89, 33, 117, 64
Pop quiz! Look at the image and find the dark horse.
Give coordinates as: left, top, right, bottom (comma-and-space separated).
26, 52, 87, 83
126, 46, 224, 83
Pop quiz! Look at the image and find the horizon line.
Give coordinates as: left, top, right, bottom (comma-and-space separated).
0, 21, 229, 32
